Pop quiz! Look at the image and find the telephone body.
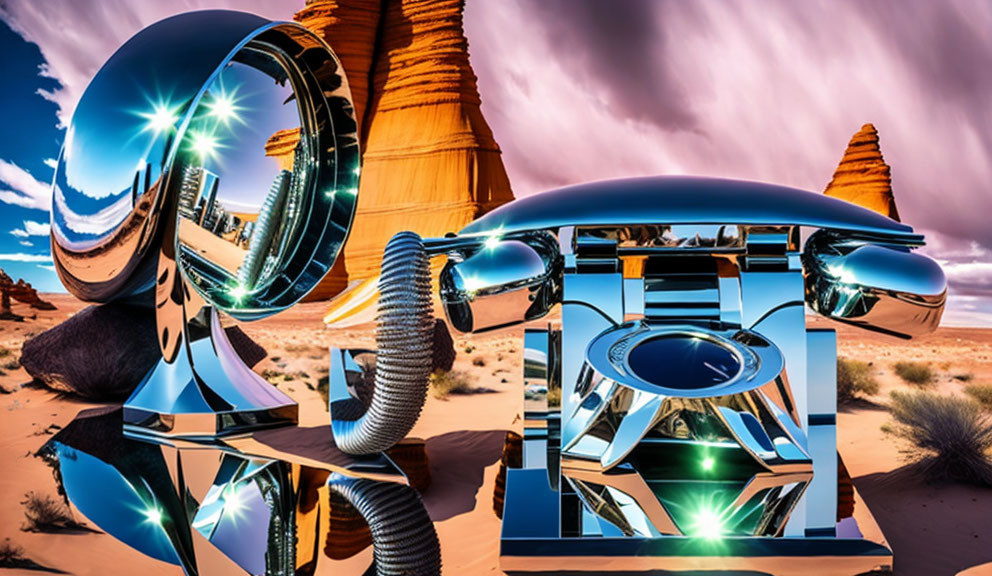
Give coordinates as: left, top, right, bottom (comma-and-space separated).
331, 175, 945, 574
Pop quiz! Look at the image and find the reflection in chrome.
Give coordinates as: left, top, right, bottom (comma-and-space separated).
348, 176, 945, 573
41, 408, 440, 576
439, 231, 561, 333
327, 475, 442, 575
48, 11, 361, 438
804, 230, 946, 338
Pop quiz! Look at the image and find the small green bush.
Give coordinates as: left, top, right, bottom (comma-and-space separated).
893, 361, 935, 386
964, 383, 992, 410
885, 390, 992, 485
837, 357, 880, 403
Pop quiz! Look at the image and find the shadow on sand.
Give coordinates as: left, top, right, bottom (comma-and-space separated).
855, 463, 992, 576
422, 429, 506, 522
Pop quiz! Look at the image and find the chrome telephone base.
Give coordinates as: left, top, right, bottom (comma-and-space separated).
502, 321, 893, 574
123, 307, 298, 440
501, 448, 893, 576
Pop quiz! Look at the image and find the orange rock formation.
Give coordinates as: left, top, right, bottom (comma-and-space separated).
0, 268, 55, 320
824, 123, 900, 221
271, 0, 514, 300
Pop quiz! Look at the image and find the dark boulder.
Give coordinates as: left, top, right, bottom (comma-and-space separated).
430, 318, 456, 373
20, 302, 266, 401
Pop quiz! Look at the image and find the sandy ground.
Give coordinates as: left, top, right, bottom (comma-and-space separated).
1, 295, 991, 575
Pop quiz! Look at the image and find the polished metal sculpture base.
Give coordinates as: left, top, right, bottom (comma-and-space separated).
123, 307, 298, 439
500, 465, 892, 575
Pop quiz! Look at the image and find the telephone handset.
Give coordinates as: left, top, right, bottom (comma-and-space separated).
434, 175, 945, 336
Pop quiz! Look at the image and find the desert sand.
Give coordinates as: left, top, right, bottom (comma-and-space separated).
1, 294, 991, 576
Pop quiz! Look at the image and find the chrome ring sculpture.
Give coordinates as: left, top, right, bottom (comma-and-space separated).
50, 10, 360, 438
332, 176, 946, 574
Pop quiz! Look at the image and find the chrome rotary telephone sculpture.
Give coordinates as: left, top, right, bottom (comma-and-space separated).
331, 176, 946, 574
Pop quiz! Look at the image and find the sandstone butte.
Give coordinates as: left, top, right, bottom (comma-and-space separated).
823, 123, 900, 221
267, 0, 514, 300
0, 267, 55, 320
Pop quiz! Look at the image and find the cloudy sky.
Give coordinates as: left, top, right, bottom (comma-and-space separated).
0, 0, 989, 325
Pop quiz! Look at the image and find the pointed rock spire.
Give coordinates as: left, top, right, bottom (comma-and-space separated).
824, 123, 900, 221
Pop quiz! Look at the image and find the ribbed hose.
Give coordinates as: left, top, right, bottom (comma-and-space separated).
334, 231, 434, 454
327, 475, 441, 575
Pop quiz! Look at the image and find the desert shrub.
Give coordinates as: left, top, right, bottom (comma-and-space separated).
885, 390, 992, 485
953, 373, 975, 382
472, 357, 486, 367
316, 375, 329, 409
893, 361, 935, 386
0, 347, 10, 358
0, 539, 23, 564
260, 368, 283, 382
964, 383, 992, 410
464, 345, 475, 354
22, 492, 77, 532
546, 386, 561, 408
430, 370, 473, 399
837, 357, 879, 402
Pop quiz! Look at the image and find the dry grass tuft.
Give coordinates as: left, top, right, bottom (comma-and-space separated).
21, 492, 79, 532
0, 539, 24, 565
885, 390, 992, 486
964, 383, 992, 410
837, 357, 880, 403
430, 370, 474, 399
893, 361, 935, 386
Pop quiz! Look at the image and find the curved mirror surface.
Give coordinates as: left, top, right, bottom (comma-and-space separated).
176, 44, 307, 311
50, 10, 271, 299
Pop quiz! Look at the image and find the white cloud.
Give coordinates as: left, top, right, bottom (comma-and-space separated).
18, 240, 33, 247
9, 220, 51, 238
43, 158, 58, 169
35, 264, 56, 272
0, 158, 51, 211
0, 253, 52, 263
0, 0, 299, 128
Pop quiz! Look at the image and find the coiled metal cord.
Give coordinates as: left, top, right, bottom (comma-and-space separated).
333, 231, 434, 454
327, 475, 441, 576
